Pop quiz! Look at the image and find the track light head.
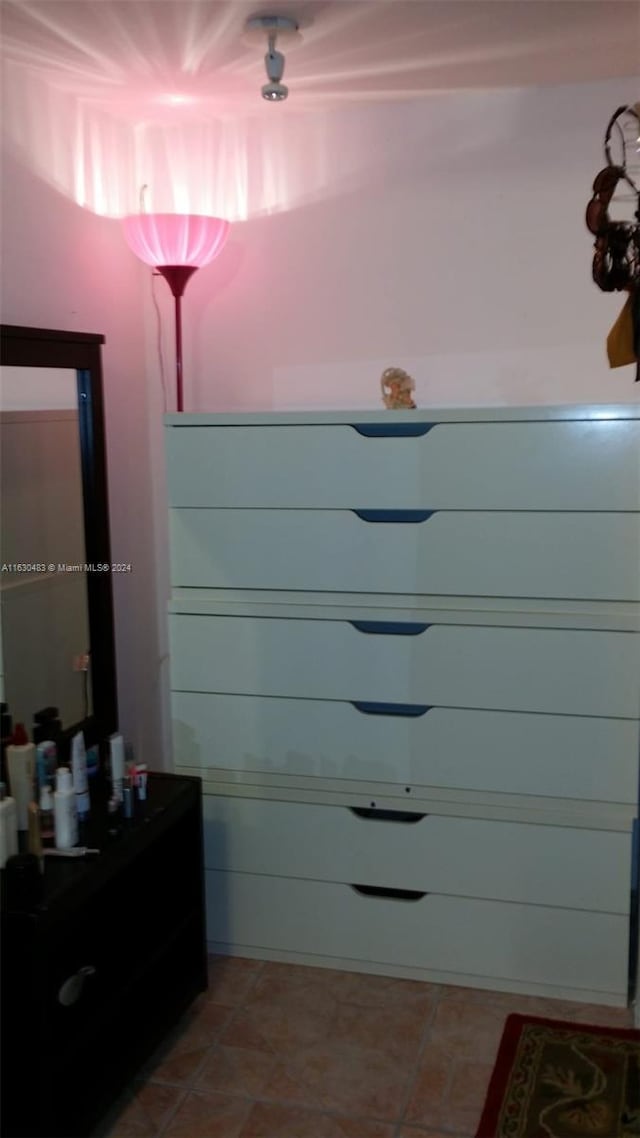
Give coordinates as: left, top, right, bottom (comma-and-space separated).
246, 14, 299, 102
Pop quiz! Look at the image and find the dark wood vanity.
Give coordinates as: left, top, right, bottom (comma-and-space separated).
1, 771, 207, 1138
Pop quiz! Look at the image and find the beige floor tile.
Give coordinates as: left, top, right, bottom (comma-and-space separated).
402, 1042, 451, 1129
163, 1090, 251, 1138
331, 1001, 429, 1062
445, 1058, 494, 1133
207, 955, 264, 1006
269, 1041, 411, 1120
194, 1045, 278, 1098
427, 998, 507, 1061
222, 1000, 335, 1053
245, 961, 355, 1010
101, 1084, 184, 1138
398, 1130, 473, 1137
439, 984, 632, 1027
238, 1102, 395, 1137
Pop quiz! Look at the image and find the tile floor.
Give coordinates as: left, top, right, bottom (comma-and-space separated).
98, 955, 633, 1138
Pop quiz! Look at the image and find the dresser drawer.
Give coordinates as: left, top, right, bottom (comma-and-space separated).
170, 508, 640, 601
173, 693, 639, 806
205, 871, 629, 1000
203, 797, 631, 913
166, 420, 640, 510
169, 615, 640, 718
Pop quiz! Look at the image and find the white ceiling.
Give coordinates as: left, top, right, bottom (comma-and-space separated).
2, 0, 639, 118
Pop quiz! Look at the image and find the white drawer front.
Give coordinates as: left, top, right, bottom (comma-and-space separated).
205, 871, 628, 998
202, 797, 631, 913
170, 508, 640, 602
166, 421, 640, 510
169, 615, 640, 718
173, 693, 639, 806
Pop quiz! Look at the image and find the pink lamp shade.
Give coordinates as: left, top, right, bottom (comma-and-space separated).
122, 213, 230, 268
122, 213, 231, 413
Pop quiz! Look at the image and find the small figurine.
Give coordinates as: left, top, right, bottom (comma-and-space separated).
380, 366, 417, 409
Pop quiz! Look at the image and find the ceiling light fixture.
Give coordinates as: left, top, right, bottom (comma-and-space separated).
245, 15, 299, 102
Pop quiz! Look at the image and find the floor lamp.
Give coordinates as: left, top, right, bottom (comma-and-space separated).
123, 213, 230, 411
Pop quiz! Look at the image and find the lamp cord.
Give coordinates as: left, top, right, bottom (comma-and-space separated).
150, 271, 168, 413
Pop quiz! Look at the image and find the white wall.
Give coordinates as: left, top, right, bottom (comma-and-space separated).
144, 78, 639, 412
2, 75, 638, 772
0, 146, 163, 765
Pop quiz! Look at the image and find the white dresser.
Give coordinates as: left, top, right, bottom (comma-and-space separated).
165, 406, 640, 1006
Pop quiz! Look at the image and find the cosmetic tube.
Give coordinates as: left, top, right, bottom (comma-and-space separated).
53, 767, 78, 850
6, 724, 36, 830
35, 740, 57, 793
108, 733, 125, 803
71, 731, 90, 819
122, 778, 134, 819
135, 763, 148, 801
0, 782, 18, 869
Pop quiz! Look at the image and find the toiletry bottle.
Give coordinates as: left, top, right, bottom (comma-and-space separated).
6, 724, 36, 831
0, 703, 13, 786
35, 740, 57, 793
38, 784, 55, 845
0, 782, 19, 869
122, 776, 134, 820
53, 766, 78, 850
70, 731, 90, 820
108, 733, 125, 803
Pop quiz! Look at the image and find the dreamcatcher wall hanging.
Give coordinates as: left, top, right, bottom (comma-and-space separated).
586, 103, 640, 379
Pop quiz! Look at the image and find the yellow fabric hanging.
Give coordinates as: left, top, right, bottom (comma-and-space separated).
607, 293, 637, 367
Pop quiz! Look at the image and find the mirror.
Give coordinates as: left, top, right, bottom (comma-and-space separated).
0, 325, 117, 742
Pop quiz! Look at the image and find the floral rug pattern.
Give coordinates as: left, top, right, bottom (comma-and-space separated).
476, 1015, 640, 1137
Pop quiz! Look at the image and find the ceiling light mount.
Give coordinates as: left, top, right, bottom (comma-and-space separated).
245, 14, 299, 102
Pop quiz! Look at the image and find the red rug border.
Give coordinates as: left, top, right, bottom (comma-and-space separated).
474, 1012, 640, 1138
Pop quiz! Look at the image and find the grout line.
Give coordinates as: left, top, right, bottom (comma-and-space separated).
394, 979, 447, 1129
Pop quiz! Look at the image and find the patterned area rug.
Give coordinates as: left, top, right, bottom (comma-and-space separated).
475, 1013, 640, 1137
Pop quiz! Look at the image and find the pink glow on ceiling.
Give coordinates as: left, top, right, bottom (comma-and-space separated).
122, 213, 230, 267
1, 1, 638, 221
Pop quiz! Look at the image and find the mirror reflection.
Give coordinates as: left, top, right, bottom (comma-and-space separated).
0, 366, 92, 727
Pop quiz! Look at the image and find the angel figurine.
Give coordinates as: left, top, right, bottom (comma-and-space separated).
380, 367, 417, 409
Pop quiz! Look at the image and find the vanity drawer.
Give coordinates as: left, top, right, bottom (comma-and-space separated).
170, 508, 640, 601
202, 796, 631, 913
166, 420, 640, 511
173, 692, 640, 806
205, 871, 629, 1000
169, 615, 640, 718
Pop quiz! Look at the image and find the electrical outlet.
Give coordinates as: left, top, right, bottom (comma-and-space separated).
72, 653, 90, 672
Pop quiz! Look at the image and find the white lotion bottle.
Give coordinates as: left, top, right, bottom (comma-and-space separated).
109, 733, 125, 803
53, 766, 78, 850
71, 731, 90, 819
6, 723, 36, 830
0, 782, 19, 868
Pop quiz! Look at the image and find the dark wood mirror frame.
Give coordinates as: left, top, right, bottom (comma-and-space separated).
0, 324, 118, 742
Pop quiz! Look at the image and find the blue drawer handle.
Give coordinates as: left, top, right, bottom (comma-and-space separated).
350, 808, 427, 823
353, 510, 434, 523
352, 701, 432, 717
350, 621, 431, 636
351, 884, 427, 901
350, 423, 435, 437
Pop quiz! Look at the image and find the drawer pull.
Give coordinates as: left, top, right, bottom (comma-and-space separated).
350, 423, 436, 438
351, 884, 427, 901
350, 807, 426, 823
352, 701, 432, 717
353, 510, 434, 523
350, 621, 431, 636
58, 965, 97, 1007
